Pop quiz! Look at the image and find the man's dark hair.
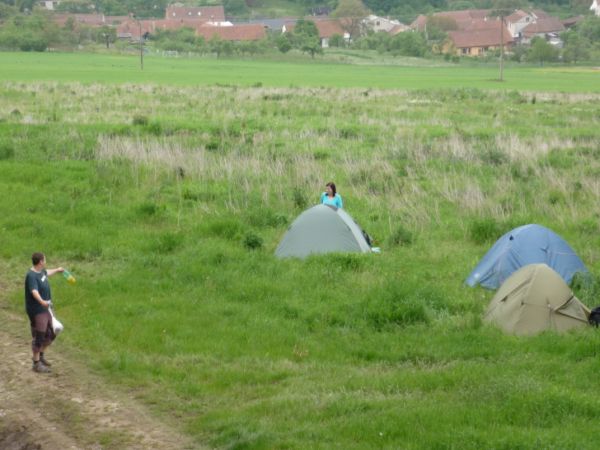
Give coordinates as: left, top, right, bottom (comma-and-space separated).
326, 182, 337, 196
31, 252, 45, 265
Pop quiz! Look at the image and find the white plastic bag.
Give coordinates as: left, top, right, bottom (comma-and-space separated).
49, 307, 64, 335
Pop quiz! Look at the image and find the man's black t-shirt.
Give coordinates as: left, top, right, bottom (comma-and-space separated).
25, 269, 51, 317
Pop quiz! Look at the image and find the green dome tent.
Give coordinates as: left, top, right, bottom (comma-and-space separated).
275, 204, 372, 259
484, 264, 590, 336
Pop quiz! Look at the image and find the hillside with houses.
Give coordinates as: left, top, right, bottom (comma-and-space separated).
0, 0, 599, 62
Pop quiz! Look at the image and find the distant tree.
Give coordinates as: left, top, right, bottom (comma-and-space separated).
56, 0, 94, 13
509, 43, 527, 62
328, 33, 345, 47
448, 1, 476, 10
95, 25, 116, 48
561, 32, 589, 63
0, 2, 16, 18
331, 0, 369, 39
291, 19, 322, 57
275, 34, 292, 53
527, 36, 558, 65
223, 0, 249, 17
389, 31, 427, 56
209, 35, 234, 58
577, 16, 600, 43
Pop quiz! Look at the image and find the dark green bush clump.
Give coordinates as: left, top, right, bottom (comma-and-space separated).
469, 217, 502, 244
0, 143, 15, 160
132, 115, 149, 126
388, 225, 413, 247
243, 232, 263, 250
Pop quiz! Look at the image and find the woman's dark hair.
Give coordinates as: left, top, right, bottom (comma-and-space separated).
326, 182, 337, 196
31, 252, 45, 265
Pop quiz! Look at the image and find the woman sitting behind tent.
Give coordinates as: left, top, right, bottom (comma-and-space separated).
320, 182, 343, 209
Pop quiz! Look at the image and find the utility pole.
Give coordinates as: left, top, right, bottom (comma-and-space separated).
499, 15, 504, 82
138, 20, 144, 70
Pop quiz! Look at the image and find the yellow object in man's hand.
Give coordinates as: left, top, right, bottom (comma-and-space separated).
63, 269, 76, 285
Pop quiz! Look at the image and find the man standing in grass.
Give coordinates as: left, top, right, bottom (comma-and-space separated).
25, 252, 64, 373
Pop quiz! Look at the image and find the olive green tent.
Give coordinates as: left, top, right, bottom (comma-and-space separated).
484, 264, 590, 336
275, 204, 371, 259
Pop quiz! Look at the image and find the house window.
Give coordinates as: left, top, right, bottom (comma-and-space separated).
461, 48, 469, 54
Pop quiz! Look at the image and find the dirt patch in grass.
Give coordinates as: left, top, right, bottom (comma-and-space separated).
0, 308, 199, 450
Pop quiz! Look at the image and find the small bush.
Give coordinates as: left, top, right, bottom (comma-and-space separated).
469, 217, 501, 244
548, 190, 564, 205
243, 232, 263, 250
137, 201, 164, 217
132, 114, 149, 126
203, 219, 242, 240
327, 253, 365, 272
0, 143, 15, 160
292, 188, 307, 209
153, 232, 184, 253
479, 145, 507, 166
388, 225, 413, 247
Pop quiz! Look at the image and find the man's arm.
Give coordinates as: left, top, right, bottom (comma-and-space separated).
46, 267, 64, 277
31, 289, 50, 308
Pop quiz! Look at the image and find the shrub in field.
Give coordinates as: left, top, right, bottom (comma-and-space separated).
202, 218, 243, 240
388, 224, 413, 247
0, 142, 15, 160
364, 281, 432, 330
243, 232, 263, 250
244, 209, 288, 228
468, 217, 502, 244
153, 232, 184, 253
292, 188, 308, 209
137, 201, 165, 217
478, 143, 507, 166
132, 114, 149, 126
326, 253, 365, 272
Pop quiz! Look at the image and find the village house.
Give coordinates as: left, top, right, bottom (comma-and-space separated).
39, 0, 60, 10
117, 19, 265, 42
506, 9, 565, 44
283, 19, 350, 48
164, 5, 228, 24
362, 15, 403, 33
412, 8, 565, 56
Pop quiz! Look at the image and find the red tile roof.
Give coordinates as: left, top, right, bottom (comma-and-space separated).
285, 19, 347, 38
411, 10, 491, 31
165, 6, 225, 21
447, 26, 513, 48
521, 17, 565, 37
196, 24, 267, 41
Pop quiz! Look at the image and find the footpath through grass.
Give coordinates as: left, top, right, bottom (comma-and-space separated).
1, 64, 600, 448
0, 51, 599, 92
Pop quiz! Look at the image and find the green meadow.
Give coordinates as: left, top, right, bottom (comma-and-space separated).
0, 51, 599, 91
2, 53, 600, 448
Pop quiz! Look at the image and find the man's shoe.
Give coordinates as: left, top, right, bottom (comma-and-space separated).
32, 360, 51, 373
40, 353, 51, 367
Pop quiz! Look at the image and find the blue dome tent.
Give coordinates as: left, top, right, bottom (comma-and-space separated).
466, 224, 588, 289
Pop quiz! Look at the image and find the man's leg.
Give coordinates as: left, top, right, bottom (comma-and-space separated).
31, 312, 52, 373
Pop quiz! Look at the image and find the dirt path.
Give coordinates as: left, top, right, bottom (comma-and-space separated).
0, 307, 199, 450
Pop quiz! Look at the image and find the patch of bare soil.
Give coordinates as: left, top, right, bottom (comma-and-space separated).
0, 308, 199, 450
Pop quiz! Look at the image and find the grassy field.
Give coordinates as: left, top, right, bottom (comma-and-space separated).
0, 51, 599, 91
2, 53, 600, 448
